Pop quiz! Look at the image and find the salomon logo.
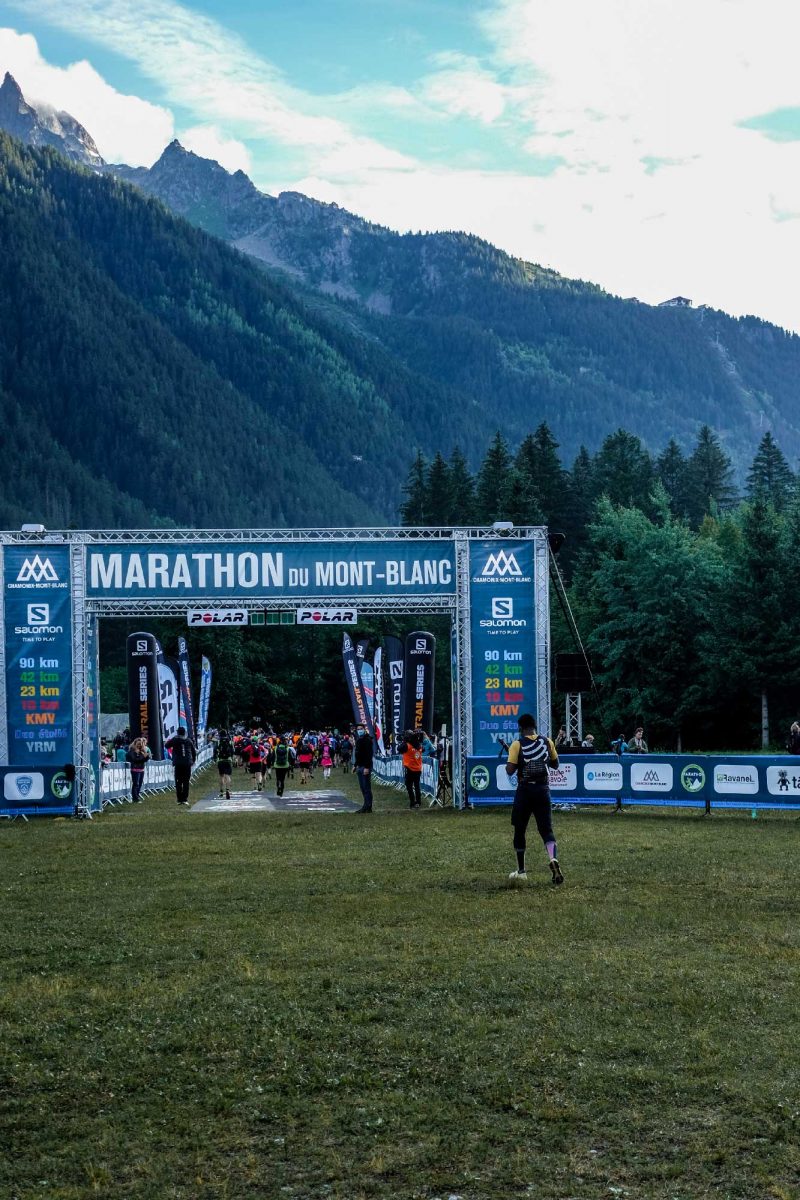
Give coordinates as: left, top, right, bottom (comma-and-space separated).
492, 597, 513, 618
481, 551, 522, 577
16, 556, 58, 583
27, 604, 50, 625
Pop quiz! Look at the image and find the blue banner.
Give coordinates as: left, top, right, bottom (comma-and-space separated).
3, 546, 73, 767
197, 656, 212, 740
467, 753, 623, 805
86, 542, 456, 599
1, 763, 75, 817
469, 540, 537, 755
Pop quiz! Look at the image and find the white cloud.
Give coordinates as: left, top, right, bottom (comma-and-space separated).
12, 0, 417, 176
0, 27, 172, 164
7, 0, 800, 331
419, 52, 510, 124
180, 125, 251, 175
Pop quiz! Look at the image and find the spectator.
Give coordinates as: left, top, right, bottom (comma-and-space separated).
788, 722, 800, 755
581, 733, 595, 751
397, 728, 435, 809
353, 724, 374, 813
165, 726, 197, 806
627, 727, 649, 754
126, 736, 151, 803
554, 726, 568, 748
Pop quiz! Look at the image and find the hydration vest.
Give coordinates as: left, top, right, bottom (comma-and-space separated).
517, 735, 551, 785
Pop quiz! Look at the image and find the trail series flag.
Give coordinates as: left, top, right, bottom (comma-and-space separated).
342, 632, 374, 735
403, 631, 436, 734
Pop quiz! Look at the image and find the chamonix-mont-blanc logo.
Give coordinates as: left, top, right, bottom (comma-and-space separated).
16, 556, 59, 583
481, 550, 522, 578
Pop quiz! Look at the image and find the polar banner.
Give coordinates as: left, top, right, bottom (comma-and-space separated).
187, 608, 248, 626
296, 608, 357, 625
127, 633, 164, 760
86, 542, 456, 599
3, 545, 74, 767
402, 631, 436, 734
384, 635, 405, 746
469, 540, 537, 756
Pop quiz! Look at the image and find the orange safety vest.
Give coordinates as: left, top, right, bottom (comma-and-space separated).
402, 744, 423, 772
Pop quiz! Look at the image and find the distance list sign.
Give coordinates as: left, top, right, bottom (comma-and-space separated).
469, 541, 536, 756
3, 546, 73, 765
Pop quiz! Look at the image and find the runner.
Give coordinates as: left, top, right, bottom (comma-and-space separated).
320, 738, 333, 780
296, 739, 314, 785
274, 737, 290, 797
247, 739, 265, 791
504, 713, 564, 885
217, 728, 234, 800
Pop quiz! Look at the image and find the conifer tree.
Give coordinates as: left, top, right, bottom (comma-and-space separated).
475, 431, 512, 522
426, 450, 453, 524
656, 438, 690, 518
592, 429, 654, 511
400, 450, 428, 525
448, 446, 476, 525
685, 425, 737, 526
746, 431, 795, 511
516, 422, 569, 528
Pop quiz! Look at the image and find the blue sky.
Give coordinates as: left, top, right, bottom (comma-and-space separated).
2, 0, 800, 332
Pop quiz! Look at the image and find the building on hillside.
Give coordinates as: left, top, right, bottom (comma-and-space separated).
659, 296, 692, 308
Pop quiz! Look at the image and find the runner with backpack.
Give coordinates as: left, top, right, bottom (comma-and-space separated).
217, 729, 234, 800
274, 737, 291, 797
504, 713, 564, 885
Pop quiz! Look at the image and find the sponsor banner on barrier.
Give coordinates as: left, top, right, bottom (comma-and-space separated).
713, 764, 758, 795
585, 763, 623, 791
469, 540, 537, 756
766, 765, 800, 796
3, 545, 74, 766
467, 755, 619, 803
372, 754, 437, 797
296, 608, 357, 624
86, 543, 456, 599
187, 608, 248, 626
0, 765, 75, 816
630, 762, 674, 791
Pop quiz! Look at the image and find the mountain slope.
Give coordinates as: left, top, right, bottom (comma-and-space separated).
108, 141, 800, 474
0, 132, 476, 528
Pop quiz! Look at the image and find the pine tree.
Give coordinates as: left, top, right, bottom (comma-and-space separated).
499, 465, 545, 527
592, 429, 654, 511
475, 431, 513, 523
448, 446, 476, 524
746, 431, 795, 511
515, 422, 569, 528
400, 450, 428, 525
685, 425, 737, 525
656, 438, 690, 518
426, 451, 453, 524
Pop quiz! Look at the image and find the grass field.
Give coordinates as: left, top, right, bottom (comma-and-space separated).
1, 765, 798, 1200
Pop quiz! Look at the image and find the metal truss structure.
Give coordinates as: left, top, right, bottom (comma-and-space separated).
1, 525, 551, 813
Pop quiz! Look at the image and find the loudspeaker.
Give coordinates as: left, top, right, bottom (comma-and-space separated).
554, 652, 592, 693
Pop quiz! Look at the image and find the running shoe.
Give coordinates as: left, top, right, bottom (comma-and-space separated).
508, 870, 528, 881
549, 859, 564, 885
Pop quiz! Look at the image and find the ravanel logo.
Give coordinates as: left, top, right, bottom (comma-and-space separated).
16, 556, 58, 583
481, 551, 522, 577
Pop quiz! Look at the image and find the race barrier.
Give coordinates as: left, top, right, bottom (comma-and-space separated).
466, 752, 800, 811
372, 753, 438, 798
101, 744, 214, 806
1, 745, 214, 819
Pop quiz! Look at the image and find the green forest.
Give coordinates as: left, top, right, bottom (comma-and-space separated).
399, 423, 800, 754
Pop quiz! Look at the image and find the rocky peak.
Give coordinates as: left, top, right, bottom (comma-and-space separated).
0, 71, 104, 169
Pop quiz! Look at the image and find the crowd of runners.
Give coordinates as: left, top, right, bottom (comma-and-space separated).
210, 726, 356, 799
